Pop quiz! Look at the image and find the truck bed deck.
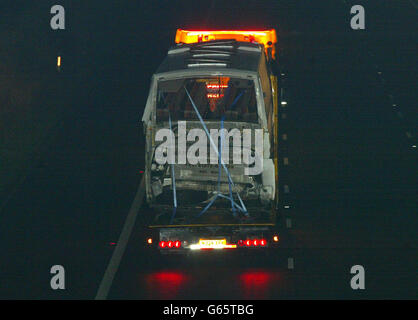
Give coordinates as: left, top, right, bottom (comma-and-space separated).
148, 203, 275, 228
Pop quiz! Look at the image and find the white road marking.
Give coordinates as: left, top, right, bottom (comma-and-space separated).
282, 133, 288, 141
283, 157, 289, 165
95, 176, 146, 300
288, 257, 294, 269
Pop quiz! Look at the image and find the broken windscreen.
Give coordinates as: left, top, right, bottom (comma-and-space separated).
156, 77, 258, 122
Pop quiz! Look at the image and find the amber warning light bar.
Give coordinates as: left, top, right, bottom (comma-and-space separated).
175, 29, 277, 58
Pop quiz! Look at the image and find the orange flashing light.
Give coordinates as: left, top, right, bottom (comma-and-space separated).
206, 84, 228, 89
175, 29, 277, 58
207, 93, 224, 99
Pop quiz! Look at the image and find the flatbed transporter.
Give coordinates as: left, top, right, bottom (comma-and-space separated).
141, 29, 285, 255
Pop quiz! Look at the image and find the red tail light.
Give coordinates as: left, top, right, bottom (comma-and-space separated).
159, 240, 181, 249
238, 239, 267, 247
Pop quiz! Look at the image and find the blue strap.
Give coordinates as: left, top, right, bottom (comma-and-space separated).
184, 87, 248, 217
220, 116, 237, 216
228, 90, 245, 110
168, 113, 178, 224
184, 87, 235, 189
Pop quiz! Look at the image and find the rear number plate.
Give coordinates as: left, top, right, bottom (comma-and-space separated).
199, 239, 226, 248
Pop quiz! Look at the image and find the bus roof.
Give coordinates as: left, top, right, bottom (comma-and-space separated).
155, 40, 263, 74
